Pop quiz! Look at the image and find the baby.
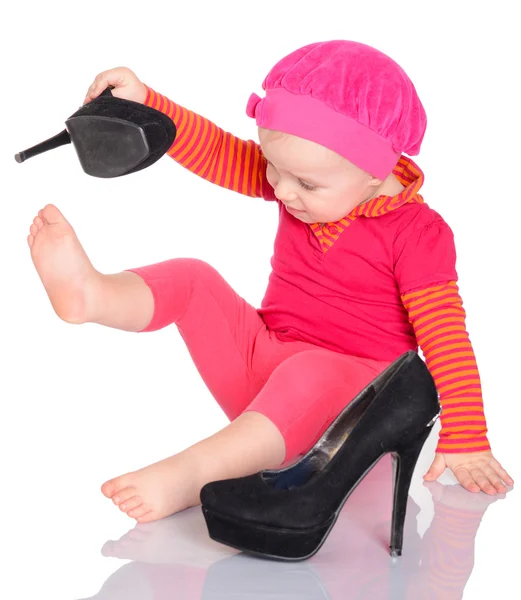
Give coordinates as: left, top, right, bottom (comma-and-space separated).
28, 41, 513, 524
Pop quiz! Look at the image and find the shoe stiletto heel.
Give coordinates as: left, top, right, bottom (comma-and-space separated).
200, 350, 441, 561
389, 425, 433, 557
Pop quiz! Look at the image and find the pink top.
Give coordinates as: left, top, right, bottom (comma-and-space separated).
258, 175, 457, 361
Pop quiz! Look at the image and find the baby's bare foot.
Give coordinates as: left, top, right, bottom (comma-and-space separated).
101, 453, 201, 524
28, 204, 102, 323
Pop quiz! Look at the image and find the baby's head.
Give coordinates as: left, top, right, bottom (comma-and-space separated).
258, 128, 388, 224
247, 41, 427, 223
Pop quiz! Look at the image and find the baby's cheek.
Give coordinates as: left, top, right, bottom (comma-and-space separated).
266, 169, 278, 188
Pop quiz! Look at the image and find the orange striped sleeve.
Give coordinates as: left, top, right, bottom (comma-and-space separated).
401, 281, 491, 454
143, 84, 268, 198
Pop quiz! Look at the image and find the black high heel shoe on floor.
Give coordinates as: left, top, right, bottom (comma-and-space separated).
200, 350, 441, 561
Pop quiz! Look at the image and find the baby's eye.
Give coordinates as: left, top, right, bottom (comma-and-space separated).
298, 179, 316, 192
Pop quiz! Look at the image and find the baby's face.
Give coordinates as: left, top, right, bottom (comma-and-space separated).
258, 128, 380, 224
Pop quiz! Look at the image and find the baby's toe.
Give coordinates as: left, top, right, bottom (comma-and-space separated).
41, 203, 65, 224
120, 496, 143, 514
136, 511, 156, 523
113, 487, 139, 506
101, 475, 132, 499
128, 504, 151, 519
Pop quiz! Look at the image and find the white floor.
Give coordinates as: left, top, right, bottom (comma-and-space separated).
2, 427, 517, 600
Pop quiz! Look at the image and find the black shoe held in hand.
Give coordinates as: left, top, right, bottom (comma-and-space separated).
14, 87, 176, 178
200, 350, 441, 561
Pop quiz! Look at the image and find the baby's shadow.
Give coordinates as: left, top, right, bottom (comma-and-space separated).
79, 455, 508, 600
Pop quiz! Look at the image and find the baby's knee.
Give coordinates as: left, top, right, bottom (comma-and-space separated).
153, 257, 216, 281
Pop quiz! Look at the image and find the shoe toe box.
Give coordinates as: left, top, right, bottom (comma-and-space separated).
200, 474, 270, 518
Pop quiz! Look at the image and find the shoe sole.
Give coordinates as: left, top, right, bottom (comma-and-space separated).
66, 116, 149, 178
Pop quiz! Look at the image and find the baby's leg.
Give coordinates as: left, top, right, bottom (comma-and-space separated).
28, 204, 154, 331
245, 349, 391, 462
99, 257, 295, 522
29, 204, 285, 522
29, 205, 386, 524
103, 347, 389, 524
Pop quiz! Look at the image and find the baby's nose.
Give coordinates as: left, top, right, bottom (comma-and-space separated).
274, 182, 298, 204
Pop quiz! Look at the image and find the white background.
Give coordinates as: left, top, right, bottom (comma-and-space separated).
1, 1, 519, 598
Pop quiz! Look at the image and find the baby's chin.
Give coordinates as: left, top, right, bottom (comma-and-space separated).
285, 206, 313, 222
298, 213, 323, 224
284, 205, 334, 225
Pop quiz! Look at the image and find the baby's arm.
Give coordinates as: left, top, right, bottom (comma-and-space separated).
143, 85, 273, 199
401, 281, 490, 455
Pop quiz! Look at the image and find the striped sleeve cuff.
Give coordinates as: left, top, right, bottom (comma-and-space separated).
401, 281, 491, 454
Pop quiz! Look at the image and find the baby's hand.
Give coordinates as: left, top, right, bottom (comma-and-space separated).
424, 450, 514, 495
83, 66, 147, 106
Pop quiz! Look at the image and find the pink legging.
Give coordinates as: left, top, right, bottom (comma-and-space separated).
128, 258, 392, 463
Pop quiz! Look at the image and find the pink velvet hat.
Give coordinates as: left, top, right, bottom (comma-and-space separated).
246, 40, 427, 179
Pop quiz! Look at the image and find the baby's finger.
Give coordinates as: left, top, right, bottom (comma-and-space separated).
453, 467, 480, 493
83, 80, 103, 104
469, 467, 497, 495
83, 71, 116, 104
490, 459, 514, 486
482, 465, 508, 493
